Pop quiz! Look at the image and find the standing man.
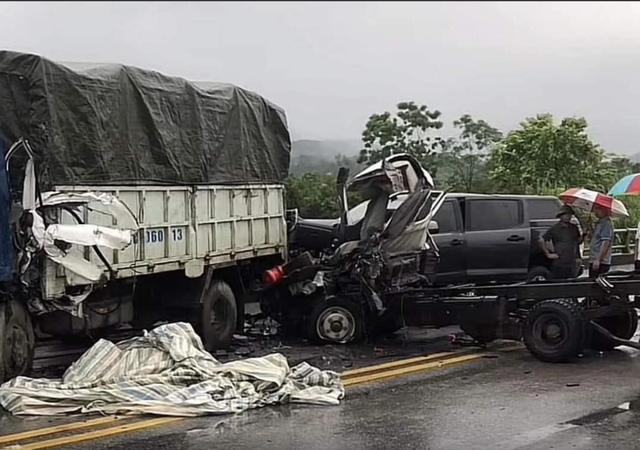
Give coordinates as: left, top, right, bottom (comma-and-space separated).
635, 216, 640, 272
540, 205, 584, 279
589, 205, 614, 278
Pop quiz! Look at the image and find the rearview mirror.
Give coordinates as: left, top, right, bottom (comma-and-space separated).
428, 220, 439, 234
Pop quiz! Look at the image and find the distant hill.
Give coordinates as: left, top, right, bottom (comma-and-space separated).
291, 139, 361, 159
631, 153, 640, 163
289, 139, 363, 176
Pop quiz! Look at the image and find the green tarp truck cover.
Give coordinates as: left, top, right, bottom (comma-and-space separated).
0, 51, 291, 188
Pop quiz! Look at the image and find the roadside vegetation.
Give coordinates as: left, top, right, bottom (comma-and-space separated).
287, 101, 640, 228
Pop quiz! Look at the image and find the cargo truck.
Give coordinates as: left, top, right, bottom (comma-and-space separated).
0, 51, 290, 382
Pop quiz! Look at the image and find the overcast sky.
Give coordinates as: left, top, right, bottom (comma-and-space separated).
2, 1, 640, 154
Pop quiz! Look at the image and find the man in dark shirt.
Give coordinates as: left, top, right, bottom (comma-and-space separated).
539, 205, 584, 279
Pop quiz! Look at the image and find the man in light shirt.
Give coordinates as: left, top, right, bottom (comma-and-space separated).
635, 219, 640, 271
589, 205, 614, 278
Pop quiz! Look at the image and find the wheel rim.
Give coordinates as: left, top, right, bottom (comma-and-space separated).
4, 323, 29, 379
316, 306, 356, 344
532, 313, 569, 352
531, 275, 547, 282
210, 298, 230, 336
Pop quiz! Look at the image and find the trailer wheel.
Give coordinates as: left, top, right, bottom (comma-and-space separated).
0, 299, 35, 382
590, 309, 638, 351
523, 298, 587, 363
308, 297, 364, 344
199, 281, 237, 352
459, 322, 498, 344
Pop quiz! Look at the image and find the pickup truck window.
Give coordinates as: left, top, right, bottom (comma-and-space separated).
433, 201, 459, 233
467, 199, 522, 231
528, 198, 562, 220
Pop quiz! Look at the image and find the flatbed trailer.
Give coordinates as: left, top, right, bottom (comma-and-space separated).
385, 270, 640, 363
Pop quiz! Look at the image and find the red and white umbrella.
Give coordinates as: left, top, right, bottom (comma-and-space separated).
558, 188, 629, 217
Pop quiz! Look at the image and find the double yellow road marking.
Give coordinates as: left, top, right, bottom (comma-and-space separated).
0, 342, 523, 449
0, 416, 180, 450
342, 342, 523, 387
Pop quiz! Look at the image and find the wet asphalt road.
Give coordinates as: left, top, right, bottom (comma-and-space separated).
8, 341, 640, 450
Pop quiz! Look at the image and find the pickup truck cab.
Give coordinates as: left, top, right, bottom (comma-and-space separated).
290, 192, 583, 286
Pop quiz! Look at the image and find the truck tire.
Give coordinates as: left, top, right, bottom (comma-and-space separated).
523, 298, 587, 363
589, 308, 638, 351
307, 297, 364, 344
199, 281, 237, 352
527, 266, 552, 282
0, 299, 35, 382
459, 322, 498, 344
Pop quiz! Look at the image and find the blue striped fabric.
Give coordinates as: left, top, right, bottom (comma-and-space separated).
0, 323, 345, 416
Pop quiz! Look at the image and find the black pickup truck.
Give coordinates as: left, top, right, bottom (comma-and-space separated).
289, 193, 584, 286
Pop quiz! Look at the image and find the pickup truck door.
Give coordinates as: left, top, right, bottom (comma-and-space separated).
431, 198, 466, 285
464, 198, 531, 284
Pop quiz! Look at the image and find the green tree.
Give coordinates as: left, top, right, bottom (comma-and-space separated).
439, 114, 502, 192
489, 114, 605, 194
286, 173, 342, 218
286, 173, 363, 219
358, 101, 444, 173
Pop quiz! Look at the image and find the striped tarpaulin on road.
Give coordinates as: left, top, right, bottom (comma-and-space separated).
0, 323, 344, 417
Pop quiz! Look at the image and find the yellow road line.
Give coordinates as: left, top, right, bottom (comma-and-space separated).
6, 417, 182, 450
343, 342, 526, 387
341, 351, 457, 379
344, 352, 485, 387
0, 416, 124, 445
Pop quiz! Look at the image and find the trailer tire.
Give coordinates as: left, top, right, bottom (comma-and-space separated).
523, 298, 587, 363
589, 308, 638, 351
0, 299, 35, 382
527, 266, 552, 282
308, 297, 364, 345
459, 322, 498, 344
199, 281, 237, 352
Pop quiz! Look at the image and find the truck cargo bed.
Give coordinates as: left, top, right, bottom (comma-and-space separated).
43, 184, 286, 299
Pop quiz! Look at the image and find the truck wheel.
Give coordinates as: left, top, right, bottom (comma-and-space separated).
199, 281, 237, 352
308, 297, 363, 344
589, 309, 638, 351
459, 322, 498, 344
0, 299, 35, 382
527, 266, 552, 282
523, 299, 587, 363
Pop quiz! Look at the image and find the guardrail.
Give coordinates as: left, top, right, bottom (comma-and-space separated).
583, 228, 637, 266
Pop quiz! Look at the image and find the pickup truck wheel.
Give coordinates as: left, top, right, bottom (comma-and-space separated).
527, 266, 552, 282
459, 322, 498, 344
199, 281, 237, 352
0, 299, 35, 382
523, 299, 587, 363
589, 308, 638, 351
308, 297, 363, 344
